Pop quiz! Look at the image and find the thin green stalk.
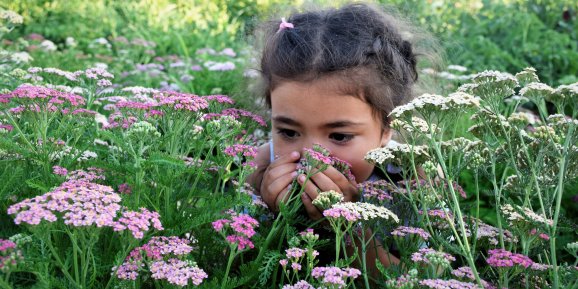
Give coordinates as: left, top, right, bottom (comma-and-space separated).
360, 228, 371, 289
432, 142, 483, 287
221, 249, 237, 289
45, 234, 79, 288
550, 123, 575, 289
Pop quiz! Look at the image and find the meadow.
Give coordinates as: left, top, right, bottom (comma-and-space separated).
0, 1, 577, 288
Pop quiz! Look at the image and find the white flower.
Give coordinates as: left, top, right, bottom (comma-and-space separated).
204, 61, 236, 71
0, 10, 23, 24
447, 91, 480, 107
65, 37, 77, 48
447, 65, 467, 72
126, 121, 161, 139
40, 40, 57, 52
78, 150, 98, 162
365, 143, 430, 166
331, 202, 399, 223
10, 52, 32, 63
472, 70, 517, 84
90, 38, 111, 49
312, 190, 344, 209
515, 67, 539, 84
555, 83, 578, 98
365, 147, 395, 164
501, 204, 553, 226
520, 82, 555, 99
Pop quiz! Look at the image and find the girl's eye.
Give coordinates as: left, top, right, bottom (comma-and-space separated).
277, 129, 299, 140
329, 133, 354, 143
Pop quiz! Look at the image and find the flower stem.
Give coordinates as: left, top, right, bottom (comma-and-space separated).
221, 248, 237, 289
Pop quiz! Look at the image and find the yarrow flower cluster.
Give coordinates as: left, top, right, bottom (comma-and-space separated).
153, 91, 209, 112
125, 120, 161, 140
223, 144, 258, 168
7, 176, 163, 239
282, 280, 315, 289
389, 92, 480, 119
385, 269, 418, 289
311, 266, 361, 289
212, 213, 259, 250
1, 85, 85, 109
328, 202, 399, 223
279, 247, 319, 273
0, 239, 23, 273
501, 204, 554, 226
411, 248, 456, 268
359, 179, 393, 203
392, 226, 430, 240
471, 222, 518, 246
311, 190, 344, 210
113, 236, 207, 287
419, 279, 482, 289
365, 143, 430, 167
486, 249, 533, 269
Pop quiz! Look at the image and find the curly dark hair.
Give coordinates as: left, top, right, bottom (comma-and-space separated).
256, 3, 422, 127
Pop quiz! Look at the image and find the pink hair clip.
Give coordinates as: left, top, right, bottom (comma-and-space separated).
278, 17, 294, 32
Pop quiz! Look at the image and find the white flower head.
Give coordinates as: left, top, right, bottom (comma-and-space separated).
515, 67, 539, 84
520, 82, 555, 103
331, 202, 399, 223
0, 10, 23, 24
10, 52, 33, 64
447, 65, 468, 72
40, 40, 57, 52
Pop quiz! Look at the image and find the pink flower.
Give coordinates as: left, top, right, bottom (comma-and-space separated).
223, 144, 258, 159
213, 214, 259, 251
52, 166, 68, 176
118, 183, 131, 194
312, 266, 361, 288
487, 249, 533, 268
323, 207, 360, 222
391, 226, 430, 240
212, 219, 230, 232
225, 235, 254, 250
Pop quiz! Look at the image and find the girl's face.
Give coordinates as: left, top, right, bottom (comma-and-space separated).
270, 76, 392, 183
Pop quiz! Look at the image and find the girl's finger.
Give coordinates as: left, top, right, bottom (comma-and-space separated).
297, 174, 320, 202
268, 151, 300, 169
309, 170, 340, 192
301, 191, 323, 220
323, 166, 357, 188
264, 172, 297, 209
266, 162, 298, 181
322, 166, 359, 202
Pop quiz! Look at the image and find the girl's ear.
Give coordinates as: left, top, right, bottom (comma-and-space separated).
380, 128, 393, 147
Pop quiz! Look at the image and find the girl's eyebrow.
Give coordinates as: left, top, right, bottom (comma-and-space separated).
273, 116, 363, 128
273, 116, 301, 126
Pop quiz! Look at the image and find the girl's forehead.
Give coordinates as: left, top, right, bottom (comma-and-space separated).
270, 80, 378, 126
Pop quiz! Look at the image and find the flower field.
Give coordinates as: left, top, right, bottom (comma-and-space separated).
1, 1, 577, 289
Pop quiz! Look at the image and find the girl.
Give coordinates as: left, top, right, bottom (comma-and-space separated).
248, 2, 423, 272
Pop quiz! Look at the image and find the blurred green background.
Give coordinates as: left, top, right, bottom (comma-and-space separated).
3, 0, 577, 86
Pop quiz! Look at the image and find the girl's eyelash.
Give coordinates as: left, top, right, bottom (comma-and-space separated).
276, 128, 299, 140
329, 133, 354, 143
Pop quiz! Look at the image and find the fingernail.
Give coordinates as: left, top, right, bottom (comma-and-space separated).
299, 175, 306, 182
291, 151, 299, 158
291, 171, 298, 178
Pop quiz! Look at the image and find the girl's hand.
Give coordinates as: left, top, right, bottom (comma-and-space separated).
260, 151, 301, 212
297, 166, 359, 220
